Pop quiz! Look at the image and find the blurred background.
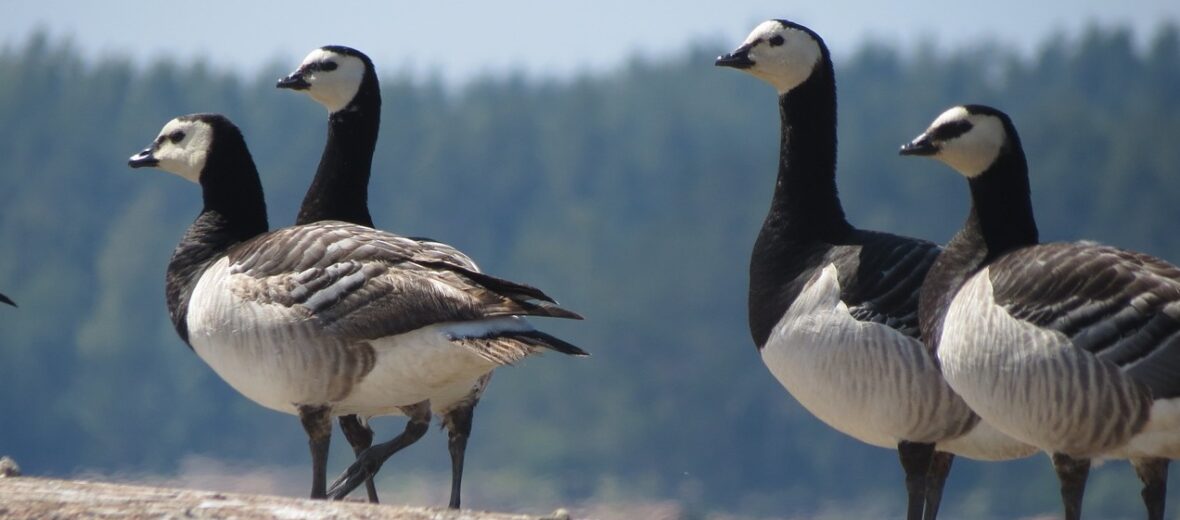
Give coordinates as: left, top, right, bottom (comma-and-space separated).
2, 1, 1179, 518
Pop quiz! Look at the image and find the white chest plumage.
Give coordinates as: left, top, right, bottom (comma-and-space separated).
760, 264, 974, 448
939, 268, 1159, 457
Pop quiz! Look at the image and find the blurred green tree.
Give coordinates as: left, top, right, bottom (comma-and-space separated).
0, 24, 1176, 518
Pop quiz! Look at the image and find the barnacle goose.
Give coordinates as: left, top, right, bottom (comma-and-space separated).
277, 44, 471, 505
901, 104, 1180, 520
716, 21, 1032, 520
128, 113, 586, 500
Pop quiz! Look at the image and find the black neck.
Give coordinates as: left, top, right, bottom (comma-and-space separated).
918, 143, 1037, 350
296, 75, 381, 227
759, 65, 850, 243
963, 144, 1039, 263
165, 141, 269, 344
747, 60, 852, 348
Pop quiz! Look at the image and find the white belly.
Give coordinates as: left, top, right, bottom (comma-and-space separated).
334, 325, 496, 416
762, 264, 975, 449
1106, 398, 1180, 460
937, 420, 1037, 461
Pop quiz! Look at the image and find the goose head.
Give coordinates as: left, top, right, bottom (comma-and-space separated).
277, 46, 373, 114
715, 19, 827, 95
899, 105, 1015, 178
128, 114, 221, 183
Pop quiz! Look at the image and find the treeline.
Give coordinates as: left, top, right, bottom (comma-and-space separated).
0, 24, 1178, 518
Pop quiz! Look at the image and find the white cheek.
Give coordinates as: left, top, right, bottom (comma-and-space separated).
937, 117, 1006, 178
185, 151, 208, 183
938, 148, 996, 178
156, 146, 205, 183
308, 86, 352, 113
305, 58, 366, 113
749, 51, 818, 94
743, 32, 822, 94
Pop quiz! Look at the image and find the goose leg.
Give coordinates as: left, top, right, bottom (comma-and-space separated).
898, 441, 936, 520
339, 414, 379, 503
1132, 457, 1169, 520
442, 400, 478, 509
923, 451, 954, 520
327, 401, 431, 500
298, 404, 333, 499
1051, 453, 1090, 520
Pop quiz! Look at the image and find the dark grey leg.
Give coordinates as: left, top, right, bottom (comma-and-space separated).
1051, 452, 1091, 520
1132, 457, 1169, 520
923, 451, 954, 520
297, 404, 333, 499
898, 441, 936, 520
327, 401, 431, 500
442, 401, 477, 509
339, 414, 379, 503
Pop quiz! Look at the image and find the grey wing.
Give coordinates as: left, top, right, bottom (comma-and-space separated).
407, 236, 480, 272
406, 235, 562, 305
990, 242, 1180, 399
838, 231, 942, 339
225, 222, 580, 341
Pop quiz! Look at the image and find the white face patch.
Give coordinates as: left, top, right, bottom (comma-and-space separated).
924, 107, 1007, 178
295, 48, 366, 113
736, 20, 823, 94
149, 118, 215, 183
930, 105, 971, 128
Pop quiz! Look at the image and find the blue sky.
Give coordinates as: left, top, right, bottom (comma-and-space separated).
4, 0, 1179, 83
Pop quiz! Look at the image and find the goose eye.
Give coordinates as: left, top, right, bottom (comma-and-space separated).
168, 130, 185, 144
321, 61, 338, 72
769, 35, 785, 47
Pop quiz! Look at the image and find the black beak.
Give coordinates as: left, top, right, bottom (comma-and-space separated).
0, 292, 15, 307
128, 147, 159, 168
715, 44, 755, 69
899, 135, 938, 156
276, 71, 311, 90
